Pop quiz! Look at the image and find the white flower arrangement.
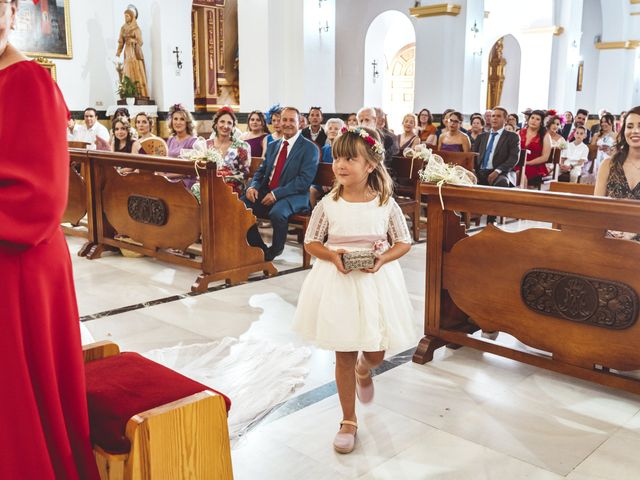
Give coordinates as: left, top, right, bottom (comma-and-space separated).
179, 138, 223, 164
403, 143, 433, 162
556, 138, 569, 150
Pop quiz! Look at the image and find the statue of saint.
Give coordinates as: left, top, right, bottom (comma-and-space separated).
116, 6, 149, 98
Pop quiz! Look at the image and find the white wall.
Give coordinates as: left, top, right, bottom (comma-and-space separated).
499, 34, 521, 113
32, 0, 193, 111
575, 0, 601, 112
238, 0, 336, 112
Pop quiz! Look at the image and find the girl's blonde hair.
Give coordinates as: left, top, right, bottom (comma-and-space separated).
330, 126, 394, 206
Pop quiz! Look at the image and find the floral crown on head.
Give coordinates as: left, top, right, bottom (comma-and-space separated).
218, 105, 234, 115
169, 103, 187, 114
339, 126, 385, 156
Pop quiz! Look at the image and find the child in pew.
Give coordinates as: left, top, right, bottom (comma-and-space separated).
292, 126, 416, 455
559, 125, 589, 183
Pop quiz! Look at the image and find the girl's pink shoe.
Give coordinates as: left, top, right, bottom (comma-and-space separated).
355, 361, 374, 404
333, 420, 358, 454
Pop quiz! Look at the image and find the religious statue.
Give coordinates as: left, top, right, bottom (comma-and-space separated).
116, 5, 149, 99
486, 37, 507, 109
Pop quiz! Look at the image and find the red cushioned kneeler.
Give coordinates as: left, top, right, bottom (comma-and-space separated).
85, 352, 231, 454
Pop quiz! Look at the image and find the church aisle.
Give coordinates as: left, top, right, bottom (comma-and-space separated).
68, 223, 640, 479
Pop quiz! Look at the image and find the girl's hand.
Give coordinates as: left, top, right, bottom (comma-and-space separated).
331, 249, 349, 274
362, 254, 386, 274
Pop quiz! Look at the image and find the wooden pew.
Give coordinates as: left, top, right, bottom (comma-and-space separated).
391, 155, 424, 241
289, 163, 335, 268
62, 149, 100, 256
83, 341, 233, 480
82, 150, 276, 291
415, 183, 640, 395
548, 181, 595, 196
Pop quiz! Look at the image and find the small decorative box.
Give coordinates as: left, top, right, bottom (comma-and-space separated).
342, 251, 376, 271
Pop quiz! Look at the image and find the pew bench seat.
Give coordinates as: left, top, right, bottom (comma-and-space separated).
84, 342, 233, 480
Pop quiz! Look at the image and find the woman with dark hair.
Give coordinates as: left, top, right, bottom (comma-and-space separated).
595, 106, 640, 239
468, 114, 485, 144
517, 109, 551, 186
417, 108, 436, 142
0, 1, 100, 477
561, 111, 574, 139
166, 103, 198, 158
242, 110, 270, 158
507, 113, 520, 131
265, 108, 283, 145
111, 116, 135, 153
205, 107, 250, 195
437, 111, 470, 152
346, 112, 358, 127
545, 114, 564, 148
591, 113, 617, 176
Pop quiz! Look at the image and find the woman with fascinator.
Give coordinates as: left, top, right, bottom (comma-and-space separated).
116, 5, 148, 98
0, 0, 99, 478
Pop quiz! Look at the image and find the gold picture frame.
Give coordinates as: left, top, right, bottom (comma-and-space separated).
10, 0, 73, 59
576, 61, 584, 92
34, 57, 57, 82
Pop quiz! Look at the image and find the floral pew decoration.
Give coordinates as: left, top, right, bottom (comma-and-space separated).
179, 140, 223, 201
419, 152, 477, 209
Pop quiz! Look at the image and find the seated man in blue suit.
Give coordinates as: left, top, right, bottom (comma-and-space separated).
242, 106, 319, 261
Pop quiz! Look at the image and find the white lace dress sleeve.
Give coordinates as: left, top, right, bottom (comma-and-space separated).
388, 199, 413, 244
304, 201, 329, 244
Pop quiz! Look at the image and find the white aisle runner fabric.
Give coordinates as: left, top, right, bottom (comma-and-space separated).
143, 338, 311, 440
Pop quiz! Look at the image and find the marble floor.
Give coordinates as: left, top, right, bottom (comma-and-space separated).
71, 221, 640, 480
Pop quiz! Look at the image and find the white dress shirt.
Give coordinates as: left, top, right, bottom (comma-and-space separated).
71, 122, 110, 148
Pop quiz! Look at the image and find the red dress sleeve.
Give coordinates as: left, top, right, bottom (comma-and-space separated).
0, 61, 70, 247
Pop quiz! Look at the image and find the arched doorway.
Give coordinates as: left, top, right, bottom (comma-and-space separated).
363, 11, 415, 131
485, 34, 521, 112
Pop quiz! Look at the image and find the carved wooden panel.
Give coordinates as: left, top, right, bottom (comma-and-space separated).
127, 195, 167, 226
442, 225, 640, 371
521, 269, 638, 329
102, 168, 201, 251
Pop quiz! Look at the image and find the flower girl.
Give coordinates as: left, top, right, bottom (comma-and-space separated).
293, 126, 416, 454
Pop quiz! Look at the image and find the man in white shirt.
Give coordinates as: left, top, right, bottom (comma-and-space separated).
70, 108, 110, 149
559, 126, 589, 183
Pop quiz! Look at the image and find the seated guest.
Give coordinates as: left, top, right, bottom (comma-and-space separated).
590, 108, 609, 136
67, 118, 78, 141
568, 108, 592, 143
302, 107, 327, 148
166, 103, 198, 157
595, 106, 640, 241
505, 124, 516, 133
468, 114, 485, 144
358, 107, 397, 167
561, 110, 574, 139
111, 116, 134, 153
241, 110, 270, 158
299, 114, 308, 130
346, 113, 358, 127
311, 118, 344, 207
131, 112, 158, 154
546, 113, 564, 148
417, 108, 436, 143
516, 109, 551, 186
242, 107, 319, 261
204, 107, 250, 195
507, 113, 520, 132
483, 110, 493, 132
616, 111, 627, 133
472, 106, 520, 192
438, 111, 470, 152
72, 107, 110, 150
559, 126, 588, 183
397, 113, 420, 152
321, 118, 345, 163
265, 107, 283, 145
435, 109, 455, 139
590, 113, 617, 177
521, 108, 533, 129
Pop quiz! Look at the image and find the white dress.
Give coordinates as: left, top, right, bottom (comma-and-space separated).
292, 195, 416, 352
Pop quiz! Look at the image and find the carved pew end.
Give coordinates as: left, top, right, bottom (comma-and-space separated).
83, 341, 233, 480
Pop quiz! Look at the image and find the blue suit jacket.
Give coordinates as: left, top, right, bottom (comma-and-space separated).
250, 134, 319, 212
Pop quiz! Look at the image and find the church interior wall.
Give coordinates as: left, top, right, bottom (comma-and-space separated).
575, 0, 601, 113
499, 34, 521, 113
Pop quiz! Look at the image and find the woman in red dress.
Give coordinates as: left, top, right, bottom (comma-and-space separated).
0, 2, 99, 478
516, 109, 551, 187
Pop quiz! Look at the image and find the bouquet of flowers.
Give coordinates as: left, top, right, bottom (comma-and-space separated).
419, 154, 477, 209
403, 143, 433, 162
179, 138, 223, 166
556, 138, 569, 150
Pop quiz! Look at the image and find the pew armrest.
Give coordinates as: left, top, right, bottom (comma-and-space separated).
83, 340, 121, 363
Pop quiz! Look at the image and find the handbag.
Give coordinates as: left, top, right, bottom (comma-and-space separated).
341, 251, 376, 271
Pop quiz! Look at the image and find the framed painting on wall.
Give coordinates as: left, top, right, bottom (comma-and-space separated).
9, 0, 72, 59
34, 57, 57, 82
